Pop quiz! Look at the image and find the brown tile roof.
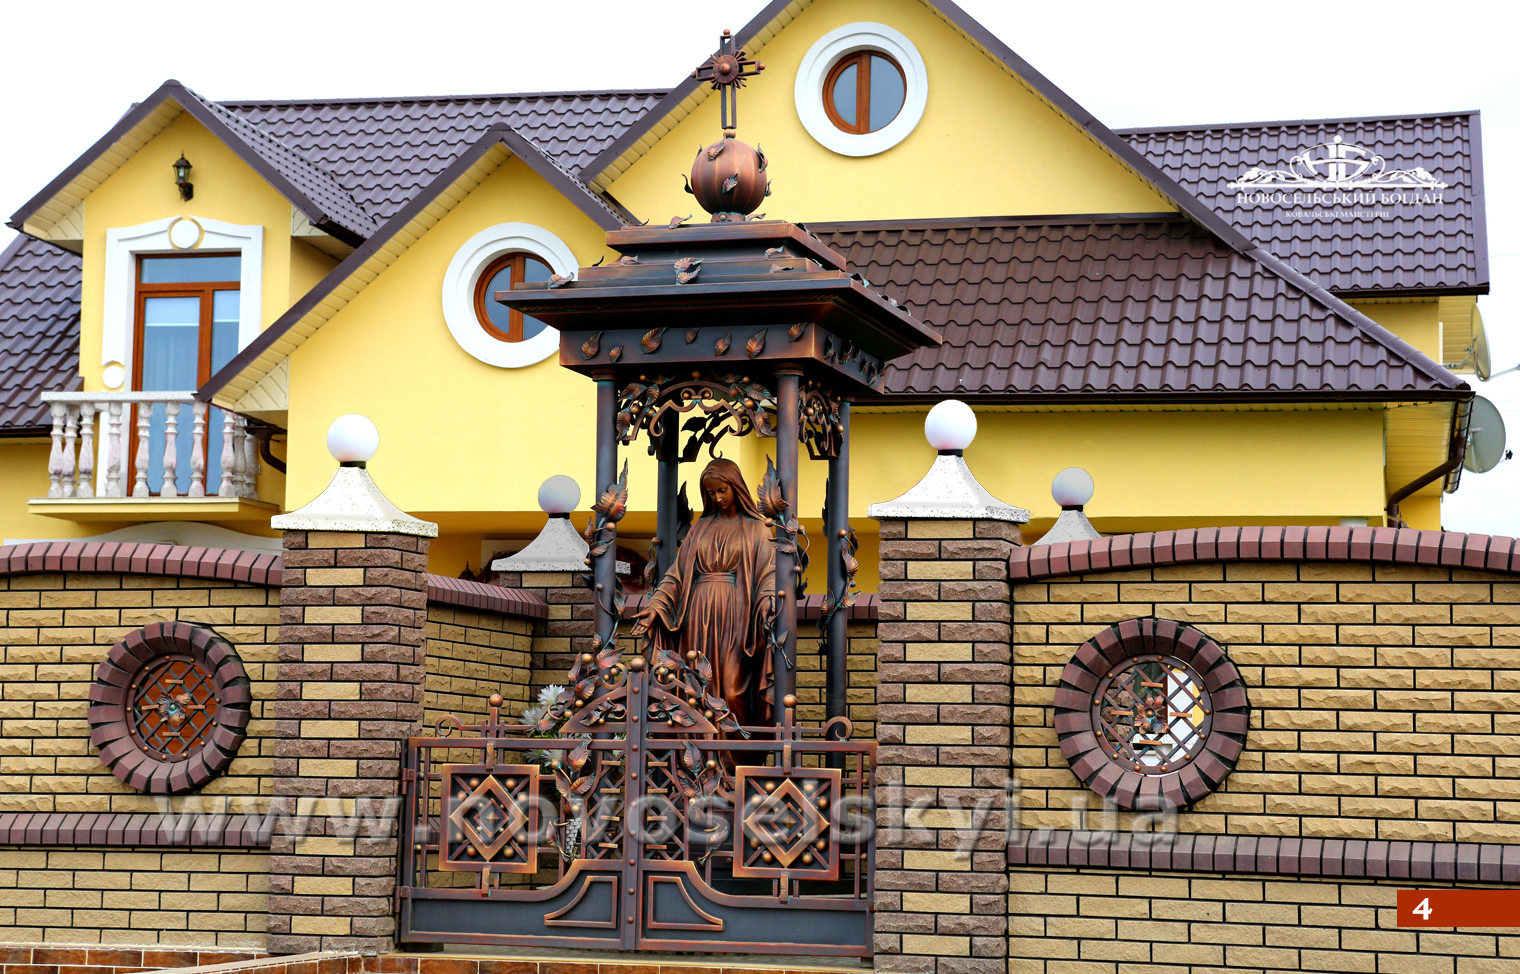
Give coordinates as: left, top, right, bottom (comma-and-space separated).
815, 217, 1465, 402
218, 90, 666, 223
0, 236, 80, 432
1119, 112, 1487, 296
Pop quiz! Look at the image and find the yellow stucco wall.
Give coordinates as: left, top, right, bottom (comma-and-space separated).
604, 0, 1176, 223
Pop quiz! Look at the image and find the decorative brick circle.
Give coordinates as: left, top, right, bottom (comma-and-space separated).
1055, 618, 1249, 811
87, 621, 251, 794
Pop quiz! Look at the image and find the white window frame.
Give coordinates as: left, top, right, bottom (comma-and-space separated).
441, 222, 576, 369
794, 22, 929, 158
101, 216, 264, 389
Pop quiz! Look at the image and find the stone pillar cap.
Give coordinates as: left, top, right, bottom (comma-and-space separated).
1032, 508, 1102, 545
867, 454, 1030, 523
272, 465, 438, 537
491, 516, 589, 572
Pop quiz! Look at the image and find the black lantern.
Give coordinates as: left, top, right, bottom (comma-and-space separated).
172, 153, 193, 202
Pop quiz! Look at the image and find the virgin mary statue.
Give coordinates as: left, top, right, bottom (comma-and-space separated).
631, 458, 777, 727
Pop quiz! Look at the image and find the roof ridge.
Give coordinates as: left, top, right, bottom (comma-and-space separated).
1115, 109, 1481, 136
805, 213, 1187, 233
215, 88, 671, 109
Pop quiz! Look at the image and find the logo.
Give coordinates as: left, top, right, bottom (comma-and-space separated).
1227, 135, 1447, 190
1227, 135, 1449, 218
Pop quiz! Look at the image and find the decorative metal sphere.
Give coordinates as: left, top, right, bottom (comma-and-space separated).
1052, 467, 1095, 508
689, 138, 769, 221
924, 400, 977, 451
327, 413, 379, 463
538, 475, 581, 514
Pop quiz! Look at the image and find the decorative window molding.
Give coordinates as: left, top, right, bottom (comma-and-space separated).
795, 23, 928, 157
1056, 617, 1249, 811
103, 216, 263, 389
88, 621, 252, 794
441, 222, 577, 369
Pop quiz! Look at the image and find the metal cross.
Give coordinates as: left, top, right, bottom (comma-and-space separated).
691, 29, 765, 137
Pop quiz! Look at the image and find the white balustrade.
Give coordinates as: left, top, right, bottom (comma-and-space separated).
38, 392, 263, 502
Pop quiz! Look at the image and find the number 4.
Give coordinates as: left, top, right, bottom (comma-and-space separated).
1413, 897, 1432, 920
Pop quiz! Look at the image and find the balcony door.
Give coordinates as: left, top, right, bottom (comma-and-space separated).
134, 254, 241, 495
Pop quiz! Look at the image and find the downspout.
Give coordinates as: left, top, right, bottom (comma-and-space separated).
1386, 395, 1474, 527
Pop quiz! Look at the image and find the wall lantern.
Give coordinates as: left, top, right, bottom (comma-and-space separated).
172, 153, 194, 202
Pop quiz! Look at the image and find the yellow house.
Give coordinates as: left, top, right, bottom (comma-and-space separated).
0, 0, 1490, 591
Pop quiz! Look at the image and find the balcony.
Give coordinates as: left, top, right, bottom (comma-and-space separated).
28, 392, 280, 523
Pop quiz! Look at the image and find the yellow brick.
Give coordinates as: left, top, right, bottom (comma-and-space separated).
904, 726, 972, 745
902, 891, 971, 913
906, 520, 975, 539
304, 606, 364, 624
304, 568, 366, 586
903, 850, 972, 871
291, 914, 352, 935
905, 684, 972, 703
904, 767, 972, 787
906, 561, 974, 580
292, 875, 354, 895
901, 935, 969, 956
307, 532, 366, 548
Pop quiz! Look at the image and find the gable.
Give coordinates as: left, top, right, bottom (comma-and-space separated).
603, 0, 1177, 223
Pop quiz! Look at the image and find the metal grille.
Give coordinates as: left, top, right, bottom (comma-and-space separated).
125, 653, 218, 761
1092, 654, 1212, 774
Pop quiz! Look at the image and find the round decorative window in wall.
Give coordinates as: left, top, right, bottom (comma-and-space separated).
795, 23, 928, 157
441, 222, 578, 369
87, 621, 252, 794
1055, 618, 1249, 811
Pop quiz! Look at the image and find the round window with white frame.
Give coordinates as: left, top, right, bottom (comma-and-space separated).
442, 223, 577, 368
795, 23, 928, 157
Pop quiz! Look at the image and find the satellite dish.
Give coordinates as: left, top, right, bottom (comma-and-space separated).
1464, 395, 1508, 474
1473, 313, 1492, 381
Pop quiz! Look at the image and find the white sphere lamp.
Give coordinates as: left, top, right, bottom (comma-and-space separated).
327, 413, 380, 466
1051, 467, 1095, 510
538, 475, 581, 517
924, 399, 978, 453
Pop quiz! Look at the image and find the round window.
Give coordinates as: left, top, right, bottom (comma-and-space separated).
1055, 618, 1249, 811
475, 252, 553, 343
823, 51, 905, 134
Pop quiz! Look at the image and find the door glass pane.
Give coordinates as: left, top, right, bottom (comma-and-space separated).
868, 55, 905, 131
520, 257, 552, 341
140, 255, 242, 284
831, 60, 858, 126
207, 289, 242, 494
140, 296, 200, 494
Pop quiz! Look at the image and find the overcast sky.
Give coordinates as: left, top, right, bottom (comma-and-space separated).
1, 0, 1514, 532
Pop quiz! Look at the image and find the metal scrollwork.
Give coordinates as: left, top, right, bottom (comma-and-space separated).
758, 456, 808, 677
618, 373, 776, 458
798, 379, 844, 460
817, 518, 860, 642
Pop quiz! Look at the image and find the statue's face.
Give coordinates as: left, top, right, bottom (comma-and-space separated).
704, 475, 736, 515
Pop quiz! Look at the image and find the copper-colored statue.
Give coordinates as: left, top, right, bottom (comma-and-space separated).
632, 458, 776, 727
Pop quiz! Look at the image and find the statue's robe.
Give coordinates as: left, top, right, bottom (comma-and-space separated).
645, 513, 776, 728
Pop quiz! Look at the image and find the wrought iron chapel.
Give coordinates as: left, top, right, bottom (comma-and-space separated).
397, 33, 941, 957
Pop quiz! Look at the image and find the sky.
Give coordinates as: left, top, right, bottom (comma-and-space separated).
0, 0, 1515, 531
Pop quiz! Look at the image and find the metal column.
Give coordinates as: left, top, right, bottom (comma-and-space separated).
654, 422, 680, 581
593, 376, 619, 649
824, 400, 850, 723
773, 370, 801, 716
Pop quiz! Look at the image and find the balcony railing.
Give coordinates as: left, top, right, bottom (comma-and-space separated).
41, 392, 262, 501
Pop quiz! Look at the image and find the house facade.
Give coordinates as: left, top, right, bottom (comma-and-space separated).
0, 1, 1508, 973
0, 0, 1490, 589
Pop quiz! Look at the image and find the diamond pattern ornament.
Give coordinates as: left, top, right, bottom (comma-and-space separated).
441, 764, 539, 874
733, 768, 840, 881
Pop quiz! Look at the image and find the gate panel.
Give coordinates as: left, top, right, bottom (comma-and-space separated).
398, 680, 875, 956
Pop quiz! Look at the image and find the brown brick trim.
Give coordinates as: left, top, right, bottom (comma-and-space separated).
425, 573, 548, 619
1056, 618, 1249, 811
0, 541, 282, 584
0, 810, 271, 846
1008, 830, 1520, 884
88, 621, 252, 794
1009, 525, 1520, 580
0, 541, 546, 618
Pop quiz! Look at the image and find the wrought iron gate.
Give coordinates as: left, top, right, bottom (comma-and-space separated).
397, 664, 875, 956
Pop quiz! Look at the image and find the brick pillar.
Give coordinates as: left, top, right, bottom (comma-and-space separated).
265, 439, 439, 955
496, 569, 592, 695
874, 516, 1020, 974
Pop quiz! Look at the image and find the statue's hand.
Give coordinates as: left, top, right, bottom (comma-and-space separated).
630, 604, 657, 636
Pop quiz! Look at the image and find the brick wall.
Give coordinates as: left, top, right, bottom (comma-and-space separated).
874, 517, 1020, 974
422, 605, 533, 726
1012, 559, 1520, 841
0, 572, 280, 817
793, 620, 879, 739
1009, 868, 1520, 973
